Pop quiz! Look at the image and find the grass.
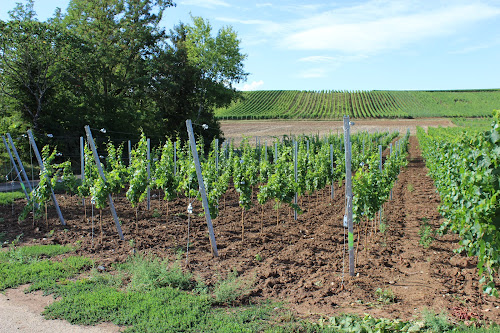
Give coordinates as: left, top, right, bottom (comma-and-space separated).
0, 244, 91, 292
0, 190, 25, 205
451, 117, 493, 129
418, 217, 435, 249
2, 245, 499, 332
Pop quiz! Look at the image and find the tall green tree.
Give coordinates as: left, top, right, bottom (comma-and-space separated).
62, 0, 174, 138
151, 16, 247, 147
0, 1, 70, 132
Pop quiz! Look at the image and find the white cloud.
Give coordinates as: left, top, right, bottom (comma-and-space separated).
298, 56, 336, 63
297, 68, 328, 79
281, 2, 500, 54
239, 80, 264, 91
256, 3, 272, 8
179, 0, 230, 8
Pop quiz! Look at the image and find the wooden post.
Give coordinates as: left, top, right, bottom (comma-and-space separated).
294, 140, 298, 220
27, 130, 65, 226
186, 119, 218, 257
80, 137, 85, 206
343, 116, 355, 276
6, 133, 33, 193
147, 138, 151, 210
330, 144, 334, 200
84, 126, 124, 240
1, 135, 29, 201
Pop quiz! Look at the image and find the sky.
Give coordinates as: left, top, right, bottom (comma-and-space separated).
2, 0, 500, 91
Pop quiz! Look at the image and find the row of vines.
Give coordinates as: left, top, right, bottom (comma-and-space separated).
417, 111, 500, 297
215, 90, 500, 120
19, 129, 408, 245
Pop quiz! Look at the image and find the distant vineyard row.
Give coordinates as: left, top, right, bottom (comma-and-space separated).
215, 89, 500, 119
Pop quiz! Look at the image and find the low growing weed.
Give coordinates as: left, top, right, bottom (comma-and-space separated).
118, 253, 192, 292
213, 268, 256, 305
0, 191, 25, 205
418, 218, 435, 248
375, 288, 396, 304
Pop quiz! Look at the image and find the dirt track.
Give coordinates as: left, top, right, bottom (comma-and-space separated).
220, 118, 454, 146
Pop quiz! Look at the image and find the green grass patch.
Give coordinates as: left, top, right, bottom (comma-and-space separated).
0, 244, 75, 263
451, 117, 493, 129
41, 254, 276, 332
0, 244, 91, 291
0, 190, 25, 205
117, 253, 193, 292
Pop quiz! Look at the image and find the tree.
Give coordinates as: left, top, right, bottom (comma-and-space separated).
0, 1, 71, 133
184, 16, 247, 118
151, 16, 247, 148
62, 0, 174, 140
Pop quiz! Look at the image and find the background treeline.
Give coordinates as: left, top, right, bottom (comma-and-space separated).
0, 0, 247, 165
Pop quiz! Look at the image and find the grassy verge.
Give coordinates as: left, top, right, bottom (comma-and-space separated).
0, 190, 25, 205
1, 245, 499, 332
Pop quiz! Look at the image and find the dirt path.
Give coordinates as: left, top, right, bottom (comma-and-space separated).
220, 118, 454, 146
0, 287, 120, 333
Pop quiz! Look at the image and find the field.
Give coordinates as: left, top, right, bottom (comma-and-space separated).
215, 90, 500, 120
1, 118, 499, 331
219, 118, 454, 146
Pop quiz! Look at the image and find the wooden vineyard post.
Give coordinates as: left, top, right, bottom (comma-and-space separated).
379, 144, 383, 224
84, 126, 124, 240
27, 130, 66, 226
343, 116, 355, 276
7, 133, 34, 194
185, 119, 219, 257
330, 144, 334, 200
274, 142, 278, 163
215, 139, 219, 172
390, 143, 393, 200
128, 140, 132, 166
80, 137, 85, 206
147, 138, 151, 211
294, 140, 298, 220
2, 135, 30, 201
173, 141, 177, 177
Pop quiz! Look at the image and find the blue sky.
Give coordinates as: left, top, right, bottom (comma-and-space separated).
2, 0, 500, 91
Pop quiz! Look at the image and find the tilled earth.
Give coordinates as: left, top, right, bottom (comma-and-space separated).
1, 136, 499, 324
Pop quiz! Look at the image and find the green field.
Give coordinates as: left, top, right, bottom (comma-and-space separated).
215, 89, 500, 120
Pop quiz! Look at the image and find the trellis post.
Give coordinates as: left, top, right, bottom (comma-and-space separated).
2, 135, 29, 201
343, 116, 355, 276
27, 130, 65, 226
84, 126, 124, 240
186, 119, 218, 257
7, 133, 33, 193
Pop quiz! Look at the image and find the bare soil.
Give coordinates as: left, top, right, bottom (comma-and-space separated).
220, 118, 455, 146
1, 120, 499, 328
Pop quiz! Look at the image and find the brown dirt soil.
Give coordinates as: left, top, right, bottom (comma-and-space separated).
220, 118, 455, 146
1, 134, 499, 326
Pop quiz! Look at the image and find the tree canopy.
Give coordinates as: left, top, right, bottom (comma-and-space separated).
0, 0, 247, 164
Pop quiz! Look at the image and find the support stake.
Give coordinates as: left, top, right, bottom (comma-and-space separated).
27, 130, 65, 226
186, 119, 219, 257
84, 126, 124, 240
